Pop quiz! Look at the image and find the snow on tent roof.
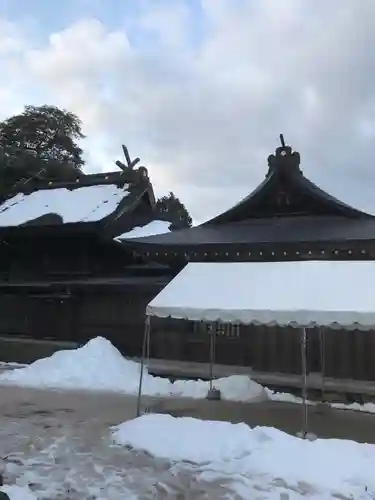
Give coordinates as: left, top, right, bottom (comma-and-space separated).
0, 184, 129, 227
146, 261, 375, 330
116, 220, 171, 240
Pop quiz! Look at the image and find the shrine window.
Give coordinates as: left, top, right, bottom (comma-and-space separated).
192, 321, 240, 338
216, 323, 240, 338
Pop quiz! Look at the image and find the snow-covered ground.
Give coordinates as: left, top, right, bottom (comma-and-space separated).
2, 405, 375, 500
112, 412, 375, 499
0, 337, 267, 402
0, 387, 236, 499
267, 388, 375, 414
0, 485, 36, 500
0, 336, 374, 415
0, 337, 375, 498
0, 361, 27, 368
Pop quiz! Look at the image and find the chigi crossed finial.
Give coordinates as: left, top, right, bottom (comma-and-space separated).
115, 144, 141, 172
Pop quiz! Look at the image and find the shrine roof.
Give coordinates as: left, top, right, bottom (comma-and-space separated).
118, 135, 374, 250
118, 215, 375, 248
0, 145, 156, 237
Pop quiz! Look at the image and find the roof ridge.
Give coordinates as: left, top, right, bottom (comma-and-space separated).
203, 136, 370, 224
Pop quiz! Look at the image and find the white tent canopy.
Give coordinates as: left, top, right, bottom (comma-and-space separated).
146, 261, 375, 330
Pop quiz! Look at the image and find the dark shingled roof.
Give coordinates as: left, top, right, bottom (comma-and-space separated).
119, 216, 375, 248
118, 138, 375, 250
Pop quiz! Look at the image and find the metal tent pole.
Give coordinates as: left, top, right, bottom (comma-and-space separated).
300, 327, 308, 438
207, 323, 221, 400
319, 327, 326, 402
136, 315, 151, 417
209, 325, 215, 391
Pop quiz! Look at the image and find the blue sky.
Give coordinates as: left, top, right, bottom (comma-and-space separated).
1, 0, 375, 222
2, 0, 135, 34
0, 0, 206, 51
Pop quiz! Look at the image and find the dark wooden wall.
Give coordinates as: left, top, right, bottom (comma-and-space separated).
1, 233, 375, 383
0, 232, 170, 357
0, 234, 138, 281
0, 286, 161, 354
1, 286, 375, 381
149, 319, 375, 382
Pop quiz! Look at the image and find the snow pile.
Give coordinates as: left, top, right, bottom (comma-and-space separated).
0, 337, 266, 402
267, 388, 375, 415
266, 388, 316, 405
0, 485, 36, 500
0, 362, 26, 368
171, 374, 266, 401
0, 337, 147, 393
112, 413, 375, 499
113, 414, 253, 463
3, 336, 375, 414
332, 401, 375, 413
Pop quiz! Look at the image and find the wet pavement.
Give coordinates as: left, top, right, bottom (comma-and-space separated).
0, 386, 253, 499
1, 373, 375, 498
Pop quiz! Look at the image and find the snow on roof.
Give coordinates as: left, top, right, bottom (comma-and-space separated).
117, 220, 171, 239
147, 261, 375, 330
0, 184, 129, 227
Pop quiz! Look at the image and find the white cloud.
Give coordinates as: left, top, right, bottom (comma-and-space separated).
1, 1, 375, 221
0, 19, 27, 56
135, 1, 192, 49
